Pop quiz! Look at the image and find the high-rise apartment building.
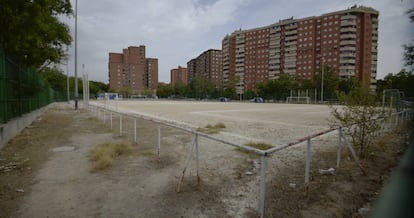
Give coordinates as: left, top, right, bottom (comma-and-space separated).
170, 66, 188, 86
222, 5, 379, 94
186, 49, 223, 88
108, 46, 158, 94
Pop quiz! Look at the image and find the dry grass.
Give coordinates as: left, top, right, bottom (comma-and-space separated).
90, 143, 134, 171
246, 142, 274, 150
197, 122, 226, 134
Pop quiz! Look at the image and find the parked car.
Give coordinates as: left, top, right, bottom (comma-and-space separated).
218, 97, 230, 102
250, 97, 264, 103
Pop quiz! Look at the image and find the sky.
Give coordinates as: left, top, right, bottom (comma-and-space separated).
60, 0, 414, 83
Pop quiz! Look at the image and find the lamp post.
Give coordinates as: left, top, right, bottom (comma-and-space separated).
321, 59, 324, 103
74, 0, 78, 110
66, 46, 70, 104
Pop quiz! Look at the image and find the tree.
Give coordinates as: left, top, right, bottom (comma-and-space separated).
0, 0, 72, 69
189, 76, 214, 99
244, 89, 256, 100
376, 70, 414, 99
330, 82, 388, 158
403, 7, 414, 70
156, 84, 173, 98
257, 73, 298, 100
39, 67, 67, 93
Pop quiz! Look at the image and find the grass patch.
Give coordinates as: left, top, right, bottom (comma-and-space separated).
246, 142, 274, 150
197, 122, 226, 134
90, 143, 134, 171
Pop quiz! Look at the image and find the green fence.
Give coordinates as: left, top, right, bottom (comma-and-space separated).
0, 50, 55, 123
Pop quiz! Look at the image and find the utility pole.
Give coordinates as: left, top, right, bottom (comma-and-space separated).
74, 0, 78, 110
66, 46, 70, 104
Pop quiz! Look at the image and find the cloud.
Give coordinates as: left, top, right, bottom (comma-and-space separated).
61, 0, 413, 83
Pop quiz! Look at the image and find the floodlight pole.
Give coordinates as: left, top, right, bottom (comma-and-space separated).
66, 45, 70, 104
74, 0, 78, 110
321, 59, 324, 103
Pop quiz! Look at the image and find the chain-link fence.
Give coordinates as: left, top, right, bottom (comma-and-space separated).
0, 50, 54, 123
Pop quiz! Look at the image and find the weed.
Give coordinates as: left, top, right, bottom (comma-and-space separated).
197, 123, 226, 134
90, 143, 134, 171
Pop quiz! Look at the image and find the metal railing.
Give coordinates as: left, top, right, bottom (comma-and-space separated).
86, 101, 412, 217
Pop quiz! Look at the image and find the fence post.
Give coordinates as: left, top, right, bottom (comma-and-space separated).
157, 123, 161, 162
177, 134, 197, 193
119, 114, 122, 137
258, 155, 267, 218
103, 109, 106, 124
304, 138, 311, 191
337, 127, 342, 169
195, 133, 200, 185
134, 118, 137, 143
341, 134, 366, 175
110, 112, 113, 129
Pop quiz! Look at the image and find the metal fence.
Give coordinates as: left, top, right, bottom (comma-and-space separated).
87, 101, 412, 217
0, 50, 55, 123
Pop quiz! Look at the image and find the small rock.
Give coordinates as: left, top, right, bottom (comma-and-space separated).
16, 189, 25, 193
289, 183, 296, 188
244, 171, 253, 175
319, 167, 335, 175
358, 207, 370, 215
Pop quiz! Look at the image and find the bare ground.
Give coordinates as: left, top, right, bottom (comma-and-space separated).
0, 102, 409, 217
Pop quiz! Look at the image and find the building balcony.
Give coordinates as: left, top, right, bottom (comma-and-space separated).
285, 23, 297, 30
341, 20, 357, 26
285, 29, 297, 35
285, 35, 297, 41
285, 46, 297, 52
341, 14, 356, 20
235, 62, 245, 67
340, 27, 357, 33
285, 40, 297, 46
340, 59, 356, 64
340, 33, 356, 39
269, 40, 280, 46
269, 59, 281, 64
339, 65, 355, 71
372, 35, 378, 41
340, 46, 356, 52
340, 52, 356, 58
340, 40, 356, 46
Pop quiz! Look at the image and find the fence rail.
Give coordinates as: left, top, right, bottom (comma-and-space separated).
87, 101, 412, 217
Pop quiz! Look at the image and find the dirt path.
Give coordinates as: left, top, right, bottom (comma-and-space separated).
0, 102, 409, 217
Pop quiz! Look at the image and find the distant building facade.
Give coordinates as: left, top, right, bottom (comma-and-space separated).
186, 49, 222, 88
170, 66, 188, 86
222, 5, 379, 94
108, 46, 158, 94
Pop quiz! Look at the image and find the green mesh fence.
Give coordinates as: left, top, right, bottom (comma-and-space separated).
0, 50, 55, 123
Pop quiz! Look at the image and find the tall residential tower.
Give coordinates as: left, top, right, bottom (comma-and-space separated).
108, 46, 158, 94
222, 5, 379, 94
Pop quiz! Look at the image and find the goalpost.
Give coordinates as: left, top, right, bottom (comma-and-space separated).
382, 89, 404, 112
286, 89, 313, 104
287, 96, 311, 104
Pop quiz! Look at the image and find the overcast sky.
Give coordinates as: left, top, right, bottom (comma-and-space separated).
61, 0, 414, 83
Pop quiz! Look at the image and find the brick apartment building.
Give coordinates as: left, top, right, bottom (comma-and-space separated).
222, 5, 379, 94
187, 49, 223, 88
170, 66, 188, 86
108, 46, 158, 94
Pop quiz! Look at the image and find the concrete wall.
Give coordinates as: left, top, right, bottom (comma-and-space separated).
0, 104, 51, 149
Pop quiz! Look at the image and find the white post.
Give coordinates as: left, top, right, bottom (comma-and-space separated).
110, 112, 113, 129
258, 155, 267, 218
304, 138, 311, 190
103, 109, 106, 124
337, 128, 342, 168
134, 118, 137, 143
119, 114, 122, 136
157, 124, 161, 162
195, 134, 200, 185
